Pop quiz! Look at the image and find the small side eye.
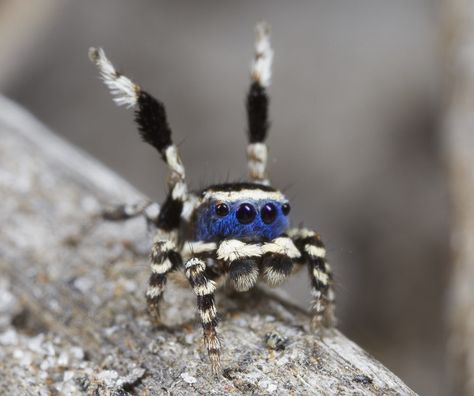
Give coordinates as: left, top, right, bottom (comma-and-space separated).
282, 203, 291, 216
215, 203, 229, 217
236, 203, 256, 224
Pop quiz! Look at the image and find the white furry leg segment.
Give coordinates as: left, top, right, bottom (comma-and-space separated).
89, 47, 139, 108
289, 228, 336, 329
247, 142, 269, 185
146, 238, 182, 323
185, 258, 221, 374
251, 21, 273, 89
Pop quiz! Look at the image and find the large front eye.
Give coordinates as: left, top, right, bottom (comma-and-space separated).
236, 203, 256, 224
261, 203, 277, 224
215, 203, 229, 217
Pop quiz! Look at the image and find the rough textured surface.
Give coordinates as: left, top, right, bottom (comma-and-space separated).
0, 96, 414, 395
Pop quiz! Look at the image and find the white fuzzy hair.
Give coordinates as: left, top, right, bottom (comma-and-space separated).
251, 21, 274, 88
89, 47, 139, 108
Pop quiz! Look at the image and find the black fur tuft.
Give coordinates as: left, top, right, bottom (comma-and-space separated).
135, 91, 173, 156
261, 254, 293, 276
155, 193, 183, 231
246, 81, 269, 143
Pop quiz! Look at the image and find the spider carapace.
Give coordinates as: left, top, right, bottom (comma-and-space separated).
90, 22, 335, 374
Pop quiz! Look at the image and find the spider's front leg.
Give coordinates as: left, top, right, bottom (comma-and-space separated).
146, 236, 182, 324
289, 228, 336, 330
185, 257, 221, 374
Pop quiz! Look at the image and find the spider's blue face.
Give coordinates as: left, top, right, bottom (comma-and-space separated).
194, 183, 290, 242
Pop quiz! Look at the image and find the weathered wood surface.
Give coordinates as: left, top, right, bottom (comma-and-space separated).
0, 96, 414, 395
445, 1, 474, 395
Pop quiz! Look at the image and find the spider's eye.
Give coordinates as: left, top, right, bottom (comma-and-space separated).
282, 203, 291, 216
261, 203, 277, 224
236, 203, 256, 224
215, 203, 229, 217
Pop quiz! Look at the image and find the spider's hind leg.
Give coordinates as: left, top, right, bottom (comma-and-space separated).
102, 201, 160, 229
245, 22, 273, 185
89, 47, 188, 203
289, 228, 336, 330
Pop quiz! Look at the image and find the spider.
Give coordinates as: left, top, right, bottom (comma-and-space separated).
89, 22, 335, 374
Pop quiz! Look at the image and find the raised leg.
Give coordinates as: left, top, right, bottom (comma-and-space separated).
89, 48, 190, 323
185, 257, 221, 374
246, 22, 273, 185
89, 47, 188, 211
288, 228, 336, 329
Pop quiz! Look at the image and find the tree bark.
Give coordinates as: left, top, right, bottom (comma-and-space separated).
0, 96, 414, 395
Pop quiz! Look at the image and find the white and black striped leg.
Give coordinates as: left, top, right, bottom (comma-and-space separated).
144, 180, 188, 323
246, 22, 273, 185
89, 47, 188, 207
146, 239, 182, 324
185, 258, 221, 374
216, 240, 262, 292
260, 237, 301, 286
289, 228, 336, 329
102, 200, 160, 226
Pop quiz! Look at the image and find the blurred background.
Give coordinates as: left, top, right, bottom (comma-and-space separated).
0, 0, 450, 394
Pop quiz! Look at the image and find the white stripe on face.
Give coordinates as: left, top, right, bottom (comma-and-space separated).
201, 189, 286, 203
